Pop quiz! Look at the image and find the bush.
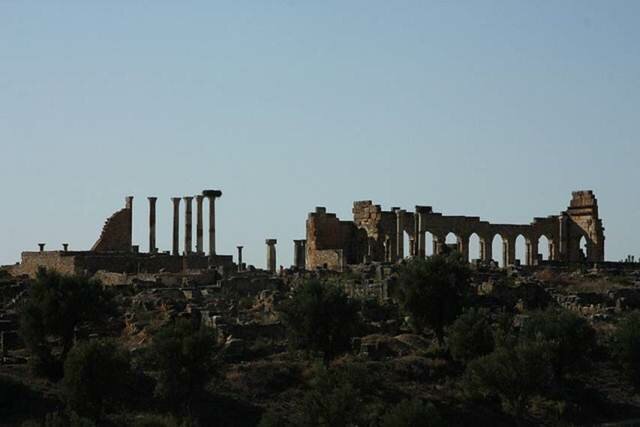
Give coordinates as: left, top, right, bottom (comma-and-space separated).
19, 268, 112, 378
62, 340, 131, 421
448, 308, 494, 365
612, 310, 640, 385
520, 307, 595, 379
297, 362, 382, 427
148, 319, 218, 416
394, 254, 470, 344
380, 398, 444, 427
278, 280, 359, 363
464, 337, 554, 417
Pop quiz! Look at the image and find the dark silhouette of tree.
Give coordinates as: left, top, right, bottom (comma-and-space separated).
612, 310, 640, 386
63, 339, 131, 421
278, 280, 359, 364
19, 268, 112, 378
148, 319, 218, 417
394, 254, 470, 344
448, 308, 494, 365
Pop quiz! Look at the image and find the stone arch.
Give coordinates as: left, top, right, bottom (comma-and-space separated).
491, 233, 505, 267
468, 232, 481, 262
515, 234, 527, 266
538, 234, 551, 262
579, 235, 588, 262
425, 231, 434, 256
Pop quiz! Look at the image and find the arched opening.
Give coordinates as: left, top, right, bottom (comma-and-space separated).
469, 233, 481, 263
425, 231, 434, 256
579, 235, 588, 261
538, 235, 550, 261
515, 235, 526, 266
445, 232, 458, 255
403, 231, 410, 259
492, 234, 504, 267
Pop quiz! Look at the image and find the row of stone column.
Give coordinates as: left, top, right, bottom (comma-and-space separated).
147, 190, 222, 256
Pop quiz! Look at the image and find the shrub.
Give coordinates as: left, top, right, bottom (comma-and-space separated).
380, 398, 444, 427
62, 340, 131, 421
520, 307, 595, 379
278, 280, 359, 363
394, 254, 470, 344
464, 337, 554, 417
612, 310, 640, 385
448, 308, 494, 365
148, 319, 218, 416
19, 268, 112, 378
297, 362, 382, 427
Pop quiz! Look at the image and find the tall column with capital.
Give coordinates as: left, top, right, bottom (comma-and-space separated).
266, 239, 277, 273
195, 195, 204, 254
148, 197, 157, 253
202, 190, 222, 256
171, 197, 181, 256
183, 196, 193, 254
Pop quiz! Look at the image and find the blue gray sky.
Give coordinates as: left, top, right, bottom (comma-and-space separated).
1, 1, 639, 268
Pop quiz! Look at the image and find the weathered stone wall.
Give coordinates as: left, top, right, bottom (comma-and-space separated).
306, 207, 366, 270
14, 252, 233, 278
91, 198, 133, 252
14, 252, 79, 276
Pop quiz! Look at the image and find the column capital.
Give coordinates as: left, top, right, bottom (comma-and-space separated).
195, 194, 204, 202
237, 245, 244, 249
147, 196, 158, 202
202, 189, 222, 199
266, 239, 277, 245
183, 196, 194, 202
171, 197, 181, 204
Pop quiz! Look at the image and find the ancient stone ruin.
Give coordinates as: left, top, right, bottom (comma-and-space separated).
305, 190, 605, 270
12, 190, 232, 278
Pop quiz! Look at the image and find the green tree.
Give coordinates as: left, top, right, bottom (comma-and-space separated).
278, 280, 359, 363
19, 268, 112, 378
612, 310, 640, 385
62, 339, 131, 421
394, 254, 470, 344
380, 398, 444, 427
148, 319, 218, 416
464, 338, 554, 418
448, 308, 494, 365
520, 307, 595, 379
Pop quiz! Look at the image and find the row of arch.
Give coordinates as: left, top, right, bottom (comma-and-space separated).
403, 231, 588, 266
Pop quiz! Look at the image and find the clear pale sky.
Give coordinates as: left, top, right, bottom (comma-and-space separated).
1, 1, 639, 268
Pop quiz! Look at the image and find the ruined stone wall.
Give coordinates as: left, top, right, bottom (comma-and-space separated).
306, 207, 366, 270
15, 252, 79, 277
305, 190, 605, 270
91, 199, 132, 252
14, 252, 233, 278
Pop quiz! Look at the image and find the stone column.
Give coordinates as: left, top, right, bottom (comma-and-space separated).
237, 246, 243, 271
266, 239, 277, 273
417, 214, 426, 258
528, 239, 538, 266
38, 243, 45, 252
408, 237, 415, 257
294, 240, 306, 269
148, 197, 157, 253
202, 190, 222, 256
195, 195, 204, 254
125, 196, 134, 251
396, 210, 405, 261
383, 235, 391, 262
458, 235, 469, 261
430, 234, 442, 255
183, 197, 193, 254
502, 239, 509, 267
505, 237, 516, 266
171, 197, 181, 256
549, 240, 556, 261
